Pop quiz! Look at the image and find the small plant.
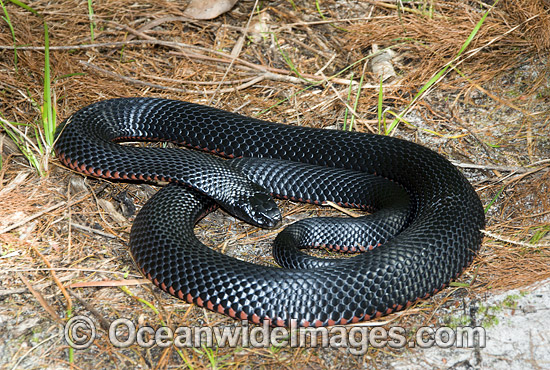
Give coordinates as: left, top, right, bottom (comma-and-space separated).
194, 345, 233, 369
502, 294, 522, 309
446, 314, 472, 329
1, 0, 57, 175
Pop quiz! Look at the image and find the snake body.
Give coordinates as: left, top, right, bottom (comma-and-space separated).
54, 97, 485, 327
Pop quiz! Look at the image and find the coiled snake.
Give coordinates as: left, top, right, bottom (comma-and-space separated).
54, 97, 484, 327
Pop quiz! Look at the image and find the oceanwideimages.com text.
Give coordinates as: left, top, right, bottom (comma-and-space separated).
65, 316, 486, 355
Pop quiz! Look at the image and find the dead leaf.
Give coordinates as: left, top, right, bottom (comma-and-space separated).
183, 0, 239, 20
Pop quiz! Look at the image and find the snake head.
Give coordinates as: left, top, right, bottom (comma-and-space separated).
246, 192, 282, 228
222, 189, 281, 229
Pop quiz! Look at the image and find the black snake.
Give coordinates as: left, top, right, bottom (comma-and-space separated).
54, 97, 485, 327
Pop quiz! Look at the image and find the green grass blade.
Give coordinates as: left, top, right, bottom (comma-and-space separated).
1, 0, 18, 71
87, 0, 95, 42
42, 21, 55, 147
8, 0, 38, 15
272, 33, 309, 82
286, 0, 297, 10
485, 184, 505, 214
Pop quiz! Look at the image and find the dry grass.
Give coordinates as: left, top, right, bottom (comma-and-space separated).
346, 1, 550, 121
0, 0, 549, 368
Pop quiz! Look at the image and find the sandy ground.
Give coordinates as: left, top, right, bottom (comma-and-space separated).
390, 279, 550, 369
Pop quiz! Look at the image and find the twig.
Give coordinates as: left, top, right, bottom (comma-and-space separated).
473, 160, 549, 192
0, 288, 28, 296
143, 74, 259, 86
290, 37, 332, 59
325, 201, 362, 218
8, 267, 141, 277
17, 272, 64, 324
79, 61, 266, 94
171, 49, 373, 87
450, 161, 532, 173
0, 39, 363, 86
67, 290, 111, 331
70, 223, 119, 239
68, 279, 150, 288
29, 243, 72, 313
482, 230, 550, 248
0, 39, 166, 51
278, 16, 392, 29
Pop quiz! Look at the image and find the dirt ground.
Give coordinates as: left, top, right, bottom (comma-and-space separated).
0, 0, 549, 369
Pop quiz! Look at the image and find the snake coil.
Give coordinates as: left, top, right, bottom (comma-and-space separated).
54, 97, 485, 327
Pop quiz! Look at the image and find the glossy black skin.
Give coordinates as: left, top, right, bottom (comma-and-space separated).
54, 97, 485, 327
